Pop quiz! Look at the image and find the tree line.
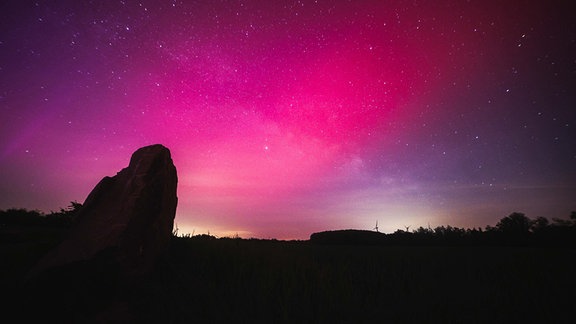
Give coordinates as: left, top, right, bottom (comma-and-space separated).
1, 205, 575, 247
312, 211, 576, 247
0, 201, 82, 228
385, 211, 576, 247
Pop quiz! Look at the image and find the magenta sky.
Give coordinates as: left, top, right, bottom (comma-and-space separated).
1, 0, 575, 239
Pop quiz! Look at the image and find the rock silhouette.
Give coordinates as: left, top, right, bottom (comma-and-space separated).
31, 144, 178, 280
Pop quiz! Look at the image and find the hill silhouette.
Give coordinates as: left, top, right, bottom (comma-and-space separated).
310, 229, 386, 245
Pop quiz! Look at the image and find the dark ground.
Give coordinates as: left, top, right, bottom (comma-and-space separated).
2, 228, 576, 323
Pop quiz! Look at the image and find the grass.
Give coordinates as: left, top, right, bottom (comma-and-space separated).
2, 233, 575, 323
153, 237, 576, 323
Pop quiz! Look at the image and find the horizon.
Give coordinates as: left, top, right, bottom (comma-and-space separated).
3, 177, 575, 241
1, 1, 575, 240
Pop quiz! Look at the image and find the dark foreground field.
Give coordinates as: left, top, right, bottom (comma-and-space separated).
2, 233, 576, 323
165, 237, 576, 323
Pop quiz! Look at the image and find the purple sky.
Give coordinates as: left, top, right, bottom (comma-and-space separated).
1, 0, 575, 239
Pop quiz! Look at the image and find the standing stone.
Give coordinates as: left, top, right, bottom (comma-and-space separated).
32, 144, 178, 279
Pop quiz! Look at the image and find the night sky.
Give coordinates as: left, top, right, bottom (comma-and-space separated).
1, 0, 575, 239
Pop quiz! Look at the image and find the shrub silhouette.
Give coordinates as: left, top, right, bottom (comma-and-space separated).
45, 201, 82, 227
0, 202, 82, 228
0, 208, 45, 226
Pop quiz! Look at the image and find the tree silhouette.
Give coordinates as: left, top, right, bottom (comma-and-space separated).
496, 212, 532, 234
531, 216, 549, 233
